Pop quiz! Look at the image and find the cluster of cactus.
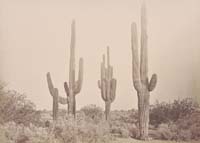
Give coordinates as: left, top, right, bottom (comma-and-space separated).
47, 20, 83, 119
98, 46, 117, 120
131, 2, 157, 140
46, 1, 157, 140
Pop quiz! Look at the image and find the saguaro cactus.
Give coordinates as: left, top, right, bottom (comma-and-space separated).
46, 72, 68, 120
131, 3, 157, 140
98, 46, 117, 120
63, 20, 83, 118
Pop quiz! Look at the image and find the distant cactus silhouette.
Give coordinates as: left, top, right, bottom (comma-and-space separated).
98, 46, 117, 120
131, 2, 157, 140
63, 20, 84, 118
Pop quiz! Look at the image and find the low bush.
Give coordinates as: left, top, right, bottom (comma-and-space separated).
51, 114, 111, 143
157, 124, 173, 140
80, 104, 104, 124
149, 110, 200, 141
150, 98, 198, 127
0, 89, 42, 126
175, 110, 200, 141
1, 114, 111, 143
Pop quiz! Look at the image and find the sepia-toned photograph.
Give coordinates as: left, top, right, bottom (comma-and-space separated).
0, 0, 200, 143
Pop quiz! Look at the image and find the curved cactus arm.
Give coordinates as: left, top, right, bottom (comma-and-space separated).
148, 74, 157, 92
64, 82, 70, 97
131, 23, 142, 91
110, 78, 117, 102
58, 96, 68, 105
47, 72, 56, 96
74, 58, 83, 95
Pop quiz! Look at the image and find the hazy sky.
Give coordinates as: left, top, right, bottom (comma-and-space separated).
0, 0, 200, 110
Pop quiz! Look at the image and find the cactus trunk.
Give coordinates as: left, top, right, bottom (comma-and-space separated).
52, 92, 59, 120
131, 2, 157, 140
64, 20, 83, 118
105, 101, 111, 120
138, 90, 150, 140
68, 90, 76, 116
98, 47, 117, 120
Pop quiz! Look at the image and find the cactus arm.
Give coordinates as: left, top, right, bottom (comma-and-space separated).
47, 72, 68, 103
131, 23, 142, 91
46, 72, 55, 96
148, 74, 157, 92
74, 58, 83, 95
107, 46, 110, 67
64, 82, 70, 97
110, 78, 117, 102
140, 3, 148, 84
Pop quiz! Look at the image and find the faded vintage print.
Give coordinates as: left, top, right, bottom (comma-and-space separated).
0, 0, 200, 143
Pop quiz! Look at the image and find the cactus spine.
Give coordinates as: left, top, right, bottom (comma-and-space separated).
131, 2, 157, 140
98, 46, 117, 120
64, 20, 83, 118
46, 72, 68, 120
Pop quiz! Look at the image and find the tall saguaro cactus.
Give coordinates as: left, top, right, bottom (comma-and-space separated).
131, 3, 157, 140
64, 20, 84, 118
46, 72, 68, 120
98, 46, 117, 120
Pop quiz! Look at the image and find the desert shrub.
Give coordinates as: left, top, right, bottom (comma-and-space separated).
191, 126, 200, 140
109, 119, 135, 138
80, 104, 104, 124
175, 110, 200, 141
110, 110, 137, 124
149, 129, 162, 140
119, 128, 129, 138
178, 130, 192, 141
0, 122, 49, 143
149, 123, 177, 140
109, 110, 138, 138
128, 124, 139, 138
52, 114, 111, 143
150, 98, 198, 127
157, 124, 173, 140
16, 134, 29, 143
149, 110, 200, 141
0, 90, 42, 126
149, 102, 171, 126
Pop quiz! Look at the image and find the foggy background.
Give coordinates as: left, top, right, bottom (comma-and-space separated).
0, 0, 200, 110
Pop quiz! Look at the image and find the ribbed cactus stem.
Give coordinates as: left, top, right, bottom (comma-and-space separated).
46, 72, 68, 120
64, 20, 84, 118
98, 46, 117, 120
131, 2, 157, 140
